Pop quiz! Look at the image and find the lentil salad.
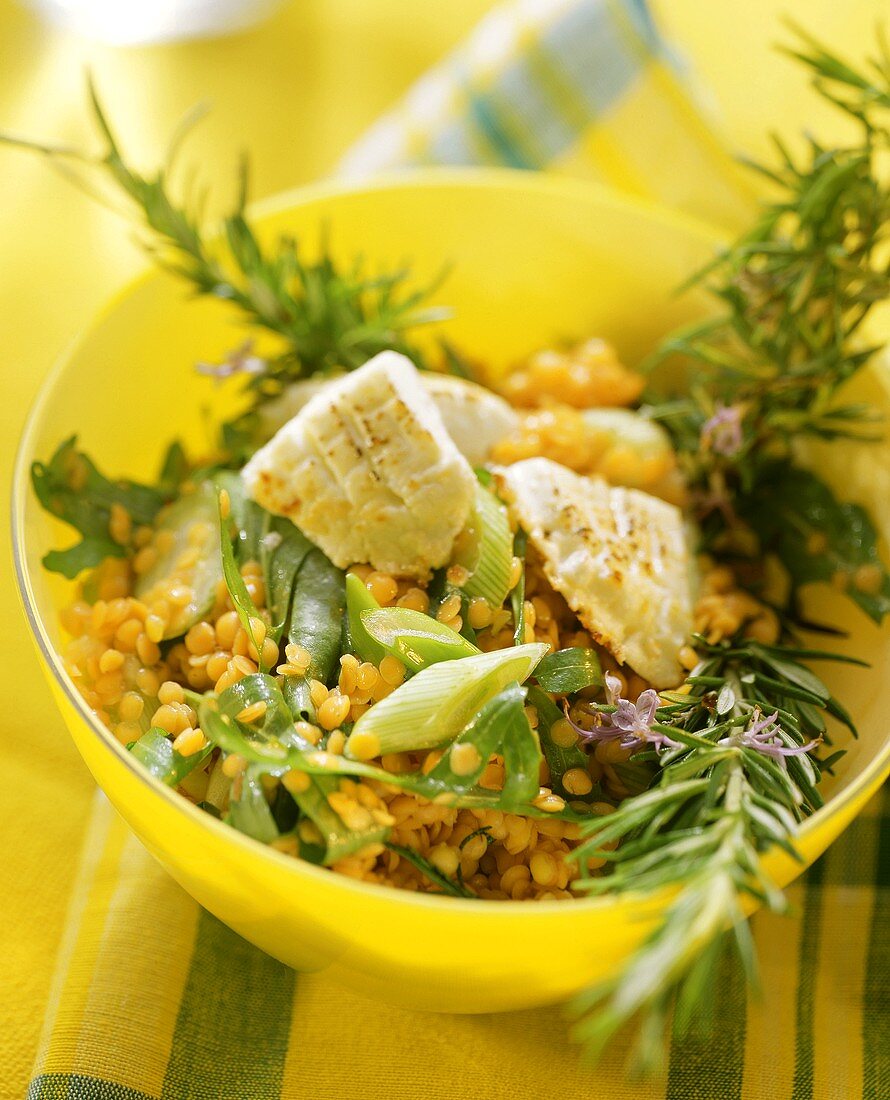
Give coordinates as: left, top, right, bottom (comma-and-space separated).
51, 337, 728, 901
14, 31, 890, 1062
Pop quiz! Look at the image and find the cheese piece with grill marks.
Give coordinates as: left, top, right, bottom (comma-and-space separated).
494, 457, 692, 687
259, 372, 519, 465
242, 352, 476, 578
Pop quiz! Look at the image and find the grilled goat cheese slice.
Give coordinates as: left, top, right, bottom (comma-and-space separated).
420, 375, 519, 465
242, 352, 476, 578
259, 372, 518, 465
494, 457, 692, 687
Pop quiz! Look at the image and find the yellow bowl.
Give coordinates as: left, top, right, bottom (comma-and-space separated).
13, 170, 890, 1013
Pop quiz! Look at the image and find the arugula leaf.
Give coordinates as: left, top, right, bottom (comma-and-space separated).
199, 675, 574, 831
157, 440, 190, 495
217, 490, 269, 668
128, 727, 212, 785
31, 436, 167, 577
207, 674, 390, 863
528, 687, 595, 801
740, 464, 890, 622
226, 767, 279, 843
534, 648, 603, 694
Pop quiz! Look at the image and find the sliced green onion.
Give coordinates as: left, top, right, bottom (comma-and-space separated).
345, 642, 548, 758
345, 572, 387, 664
360, 606, 478, 673
134, 481, 222, 639
511, 528, 528, 646
534, 648, 603, 694
455, 482, 514, 608
128, 727, 212, 786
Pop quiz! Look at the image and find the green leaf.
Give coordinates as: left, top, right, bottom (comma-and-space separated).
216, 488, 269, 669
31, 435, 167, 577
528, 687, 594, 801
359, 606, 479, 673
202, 675, 389, 864
282, 550, 346, 721
226, 768, 279, 843
534, 648, 603, 694
128, 727, 212, 785
200, 674, 586, 824
157, 440, 190, 495
213, 472, 315, 641
741, 465, 890, 624
43, 539, 122, 579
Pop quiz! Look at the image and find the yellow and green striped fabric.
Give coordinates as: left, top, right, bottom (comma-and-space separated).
26, 790, 889, 1099
24, 0, 888, 1096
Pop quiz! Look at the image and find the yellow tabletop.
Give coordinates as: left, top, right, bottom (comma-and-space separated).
0, 0, 884, 1092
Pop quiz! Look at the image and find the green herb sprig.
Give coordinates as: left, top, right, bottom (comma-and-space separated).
571, 26, 890, 1070
0, 77, 453, 461
645, 24, 890, 622
566, 634, 856, 1072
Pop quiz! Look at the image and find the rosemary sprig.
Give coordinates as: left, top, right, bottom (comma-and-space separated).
566, 634, 846, 1072
568, 28, 889, 1070
645, 26, 890, 620
0, 77, 452, 459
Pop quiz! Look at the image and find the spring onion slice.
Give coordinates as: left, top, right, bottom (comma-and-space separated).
134, 481, 222, 639
344, 642, 548, 757
511, 528, 527, 646
128, 727, 212, 786
360, 606, 479, 673
345, 572, 389, 664
457, 481, 514, 608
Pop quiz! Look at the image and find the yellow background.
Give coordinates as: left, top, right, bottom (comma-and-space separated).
0, 0, 884, 1092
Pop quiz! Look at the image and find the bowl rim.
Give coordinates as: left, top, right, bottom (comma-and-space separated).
12, 166, 890, 918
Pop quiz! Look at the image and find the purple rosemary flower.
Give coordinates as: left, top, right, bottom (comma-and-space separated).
701, 403, 744, 457
564, 672, 682, 752
731, 709, 820, 759
196, 339, 267, 382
